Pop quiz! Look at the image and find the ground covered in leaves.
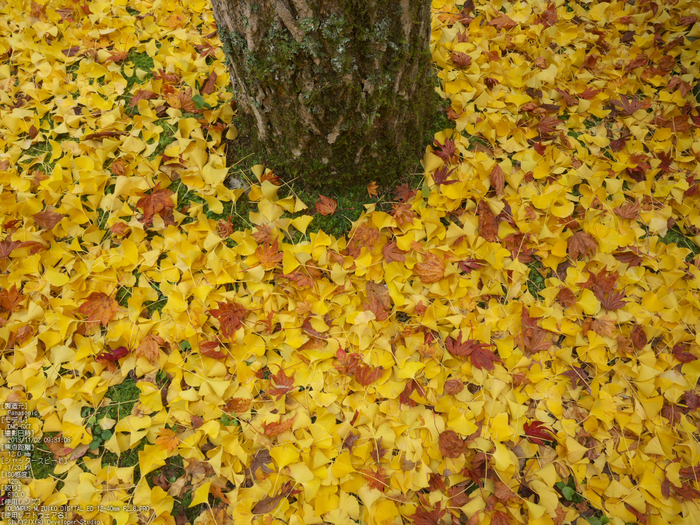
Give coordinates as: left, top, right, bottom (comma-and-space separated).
1, 0, 700, 524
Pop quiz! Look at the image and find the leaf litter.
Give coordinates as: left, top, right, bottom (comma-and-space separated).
1, 0, 700, 525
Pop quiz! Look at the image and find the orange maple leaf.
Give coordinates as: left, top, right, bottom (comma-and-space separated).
268, 368, 295, 400
316, 195, 337, 216
367, 181, 378, 198
136, 185, 175, 227
135, 334, 164, 365
415, 252, 445, 283
208, 301, 247, 339
263, 414, 296, 436
155, 428, 179, 453
78, 292, 121, 326
0, 285, 24, 312
255, 238, 283, 269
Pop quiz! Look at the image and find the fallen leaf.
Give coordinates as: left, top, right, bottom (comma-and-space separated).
315, 195, 337, 216
78, 292, 121, 326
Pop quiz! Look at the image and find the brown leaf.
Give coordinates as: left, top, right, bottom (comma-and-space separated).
490, 164, 505, 195
412, 504, 447, 525
568, 231, 596, 260
415, 252, 445, 283
33, 208, 64, 229
208, 301, 247, 339
62, 46, 81, 57
382, 240, 406, 263
110, 222, 129, 237
492, 511, 511, 525
590, 317, 615, 338
451, 51, 472, 68
393, 183, 416, 203
489, 14, 517, 29
392, 202, 418, 227
78, 292, 120, 326
129, 89, 156, 107
252, 494, 285, 515
83, 130, 127, 141
556, 287, 576, 307
477, 201, 499, 242
201, 71, 217, 95
537, 116, 562, 137
135, 334, 164, 365
315, 195, 337, 216
252, 224, 273, 244
354, 364, 383, 386
111, 158, 127, 176
631, 324, 647, 350
438, 430, 466, 458
614, 200, 641, 220
444, 379, 464, 395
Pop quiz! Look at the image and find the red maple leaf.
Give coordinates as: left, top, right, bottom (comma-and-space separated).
523, 421, 556, 445
537, 116, 562, 138
458, 258, 485, 274
199, 341, 227, 359
562, 366, 590, 392
412, 503, 446, 525
431, 166, 458, 186
432, 138, 458, 163
446, 333, 501, 370
612, 95, 650, 116
208, 301, 247, 339
354, 363, 383, 386
268, 368, 295, 400
334, 349, 362, 376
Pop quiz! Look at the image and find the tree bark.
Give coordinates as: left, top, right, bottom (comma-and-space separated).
211, 0, 439, 190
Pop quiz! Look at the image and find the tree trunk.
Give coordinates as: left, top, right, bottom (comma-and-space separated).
211, 0, 439, 191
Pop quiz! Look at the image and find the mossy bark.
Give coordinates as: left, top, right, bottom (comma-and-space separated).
211, 0, 439, 191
